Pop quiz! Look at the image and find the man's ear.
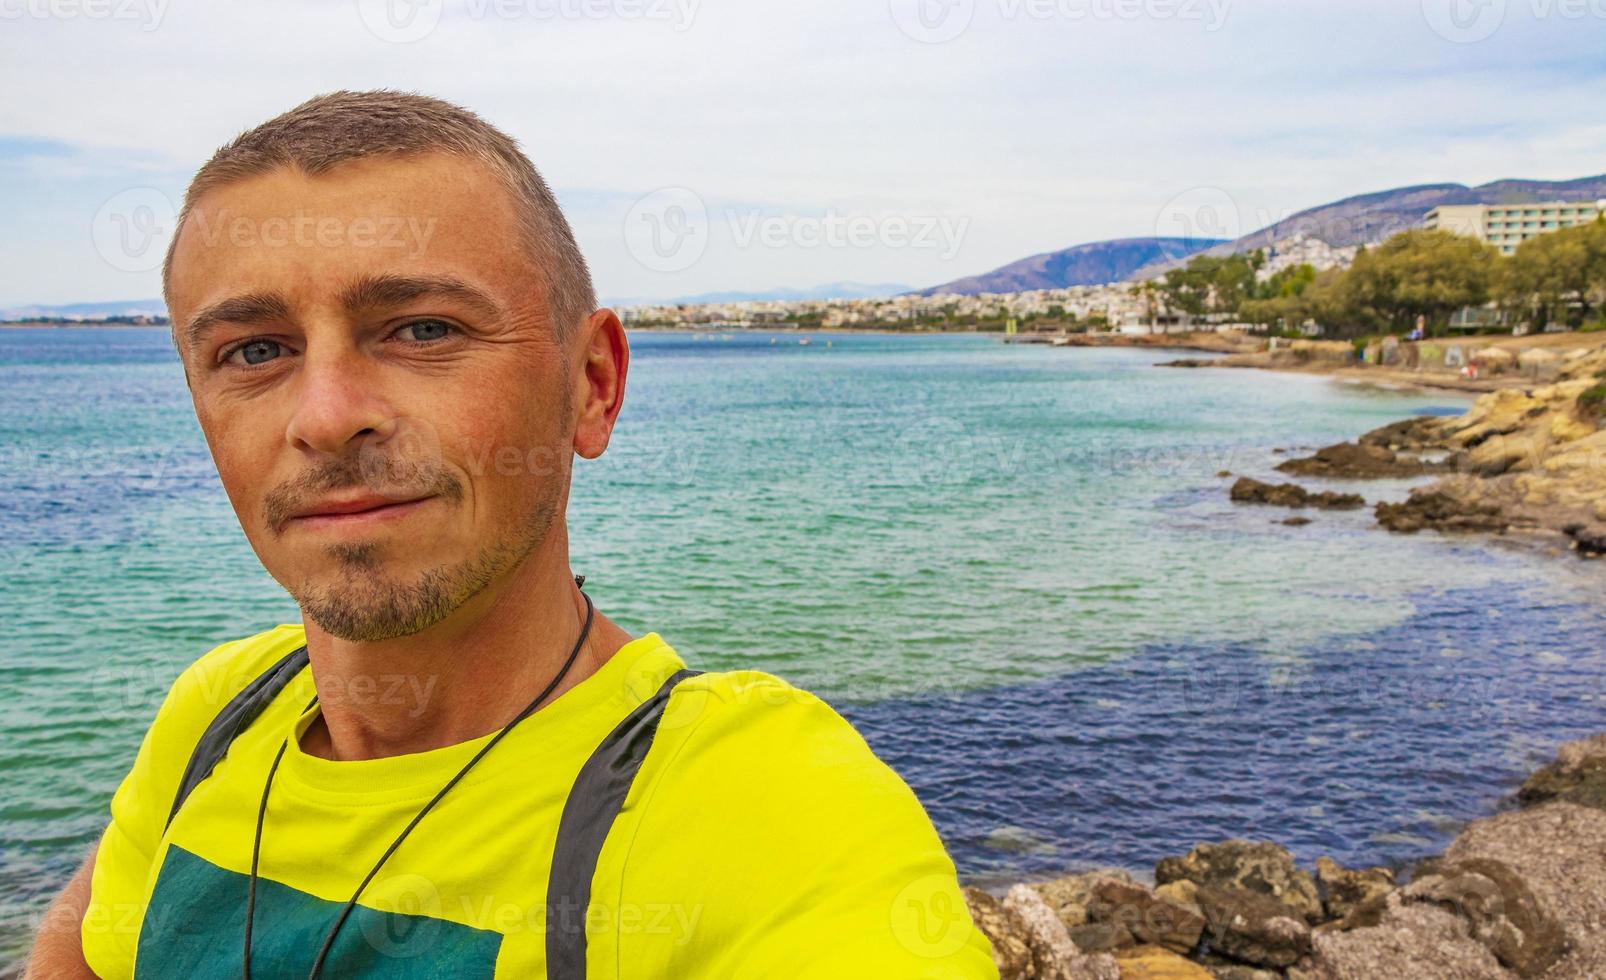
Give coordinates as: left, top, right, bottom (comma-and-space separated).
572, 308, 629, 460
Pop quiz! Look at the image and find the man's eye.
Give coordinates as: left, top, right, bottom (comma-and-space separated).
227, 340, 282, 366
395, 319, 453, 343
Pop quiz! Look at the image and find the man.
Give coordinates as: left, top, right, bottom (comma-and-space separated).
25, 91, 994, 978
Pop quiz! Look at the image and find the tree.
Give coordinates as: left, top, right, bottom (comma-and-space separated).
1501, 218, 1606, 329
1160, 253, 1260, 326
1340, 228, 1500, 335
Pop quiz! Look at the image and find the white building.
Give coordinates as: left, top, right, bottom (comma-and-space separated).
1425, 199, 1605, 255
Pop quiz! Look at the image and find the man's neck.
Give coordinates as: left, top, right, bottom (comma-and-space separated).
297, 551, 635, 762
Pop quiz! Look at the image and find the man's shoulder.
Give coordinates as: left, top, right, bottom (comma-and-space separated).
655, 665, 898, 789
150, 623, 308, 735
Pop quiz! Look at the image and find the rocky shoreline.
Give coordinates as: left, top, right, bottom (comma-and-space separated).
965, 733, 1606, 979
1221, 344, 1606, 559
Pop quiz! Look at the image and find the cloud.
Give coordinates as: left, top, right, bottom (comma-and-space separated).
1, 0, 1603, 304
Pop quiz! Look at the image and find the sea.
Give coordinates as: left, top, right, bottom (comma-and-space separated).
3, 327, 1603, 964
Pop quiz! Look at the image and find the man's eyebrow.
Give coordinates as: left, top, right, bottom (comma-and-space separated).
183, 293, 293, 354
338, 273, 503, 321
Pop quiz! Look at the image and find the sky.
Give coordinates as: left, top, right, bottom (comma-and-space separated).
1, 0, 1604, 309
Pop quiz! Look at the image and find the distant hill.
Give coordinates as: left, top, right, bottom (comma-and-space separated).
1126, 173, 1606, 281
914, 237, 1226, 296
2, 298, 167, 320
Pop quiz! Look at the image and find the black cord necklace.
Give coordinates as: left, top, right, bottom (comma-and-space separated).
243, 584, 596, 980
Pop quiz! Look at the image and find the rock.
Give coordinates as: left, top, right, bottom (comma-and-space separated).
1403, 858, 1566, 977
1443, 802, 1606, 979
1562, 522, 1606, 558
1088, 878, 1206, 955
1154, 880, 1200, 911
1070, 920, 1138, 954
1303, 899, 1507, 979
1113, 945, 1214, 979
1315, 857, 1395, 921
1328, 891, 1391, 932
1230, 478, 1364, 511
1374, 489, 1508, 535
1203, 964, 1279, 980
1517, 733, 1606, 809
986, 824, 1060, 855
1359, 416, 1449, 451
1155, 840, 1323, 923
1276, 441, 1436, 479
1282, 516, 1313, 526
1006, 883, 1123, 980
1035, 870, 1137, 931
965, 887, 1036, 980
1216, 470, 1233, 478
1194, 885, 1313, 968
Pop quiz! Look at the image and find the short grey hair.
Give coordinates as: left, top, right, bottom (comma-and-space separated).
161, 89, 596, 338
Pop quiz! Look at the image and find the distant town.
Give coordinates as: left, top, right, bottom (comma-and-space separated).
8, 196, 1602, 341
621, 233, 1359, 335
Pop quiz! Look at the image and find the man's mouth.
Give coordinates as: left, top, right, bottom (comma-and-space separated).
287, 493, 436, 531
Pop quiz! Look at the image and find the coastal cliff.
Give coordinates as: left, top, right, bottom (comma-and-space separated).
1227, 344, 1606, 558
967, 734, 1606, 979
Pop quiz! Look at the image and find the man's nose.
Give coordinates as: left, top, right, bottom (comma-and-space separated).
284, 349, 399, 457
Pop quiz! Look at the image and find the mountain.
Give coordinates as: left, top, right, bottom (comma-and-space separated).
1125, 173, 1606, 281
610, 281, 910, 307
2, 298, 168, 320
914, 237, 1226, 296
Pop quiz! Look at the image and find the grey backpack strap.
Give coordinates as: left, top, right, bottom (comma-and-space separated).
164, 644, 310, 831
546, 667, 704, 979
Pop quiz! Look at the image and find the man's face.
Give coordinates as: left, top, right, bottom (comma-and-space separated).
167, 153, 582, 641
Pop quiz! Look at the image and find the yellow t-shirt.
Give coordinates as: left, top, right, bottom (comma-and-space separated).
83, 625, 996, 978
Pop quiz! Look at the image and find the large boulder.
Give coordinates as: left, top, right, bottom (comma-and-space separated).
1297, 897, 1507, 979
1194, 885, 1312, 968
1155, 840, 1323, 923
1443, 802, 1606, 979
1517, 733, 1606, 810
1403, 858, 1566, 977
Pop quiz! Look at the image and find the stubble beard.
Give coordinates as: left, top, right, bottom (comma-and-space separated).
292, 494, 560, 643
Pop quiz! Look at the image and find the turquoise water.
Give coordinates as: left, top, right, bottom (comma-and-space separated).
3, 328, 1603, 964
